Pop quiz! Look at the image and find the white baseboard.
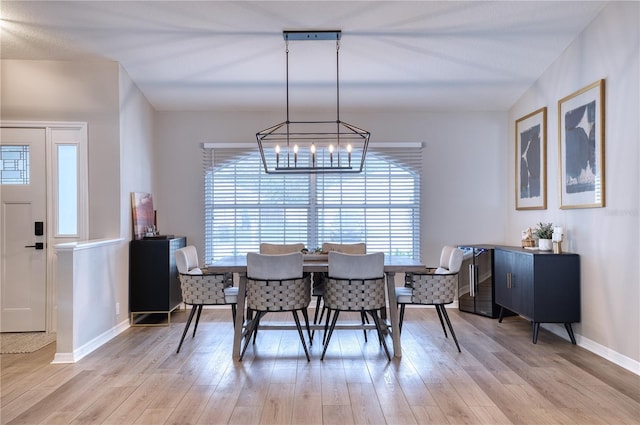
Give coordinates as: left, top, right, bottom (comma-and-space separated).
543, 323, 640, 376
51, 319, 130, 364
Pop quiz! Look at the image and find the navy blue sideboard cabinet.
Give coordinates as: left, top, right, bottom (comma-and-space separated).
129, 236, 186, 325
494, 246, 580, 344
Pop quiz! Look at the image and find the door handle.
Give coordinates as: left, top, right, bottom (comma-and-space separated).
469, 264, 475, 297
25, 242, 44, 250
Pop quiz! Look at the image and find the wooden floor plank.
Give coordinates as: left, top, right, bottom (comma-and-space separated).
259, 382, 295, 425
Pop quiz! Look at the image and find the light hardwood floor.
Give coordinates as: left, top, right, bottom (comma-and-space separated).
2, 307, 639, 424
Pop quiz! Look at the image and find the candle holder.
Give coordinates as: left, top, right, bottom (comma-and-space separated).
552, 227, 564, 253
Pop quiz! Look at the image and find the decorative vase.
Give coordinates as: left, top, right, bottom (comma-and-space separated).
538, 239, 553, 251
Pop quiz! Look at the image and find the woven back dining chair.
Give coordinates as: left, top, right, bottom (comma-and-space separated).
241, 252, 312, 361
251, 243, 306, 335
396, 245, 463, 352
174, 245, 237, 353
313, 242, 367, 331
321, 251, 390, 361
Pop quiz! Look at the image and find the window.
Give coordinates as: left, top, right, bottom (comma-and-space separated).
203, 144, 422, 263
57, 145, 78, 235
0, 145, 30, 184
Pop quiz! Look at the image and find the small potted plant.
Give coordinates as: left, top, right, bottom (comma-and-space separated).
534, 222, 554, 251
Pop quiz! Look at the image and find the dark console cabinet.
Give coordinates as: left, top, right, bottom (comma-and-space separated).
494, 246, 580, 344
129, 237, 186, 325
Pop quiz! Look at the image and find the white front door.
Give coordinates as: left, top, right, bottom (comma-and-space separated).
1, 127, 47, 332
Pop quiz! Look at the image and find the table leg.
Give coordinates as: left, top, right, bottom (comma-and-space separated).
385, 271, 402, 358
232, 273, 247, 360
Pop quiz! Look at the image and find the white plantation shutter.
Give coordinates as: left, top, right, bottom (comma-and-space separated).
203, 143, 421, 264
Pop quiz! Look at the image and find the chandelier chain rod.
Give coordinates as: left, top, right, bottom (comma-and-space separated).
336, 39, 341, 158
285, 39, 290, 165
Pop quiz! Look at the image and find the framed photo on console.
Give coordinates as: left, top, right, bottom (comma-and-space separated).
131, 192, 154, 240
558, 79, 605, 209
515, 107, 547, 210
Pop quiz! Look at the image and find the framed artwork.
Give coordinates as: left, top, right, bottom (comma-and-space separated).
515, 107, 547, 210
131, 192, 154, 240
558, 79, 605, 209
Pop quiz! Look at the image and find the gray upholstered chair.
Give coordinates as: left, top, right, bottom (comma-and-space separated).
241, 252, 312, 361
396, 245, 463, 352
174, 245, 238, 353
252, 243, 306, 329
321, 251, 390, 361
313, 242, 367, 328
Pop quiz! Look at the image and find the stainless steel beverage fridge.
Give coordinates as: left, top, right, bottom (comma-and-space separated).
458, 245, 500, 318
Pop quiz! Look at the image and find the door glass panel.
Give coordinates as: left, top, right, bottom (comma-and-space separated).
0, 145, 30, 184
57, 145, 78, 235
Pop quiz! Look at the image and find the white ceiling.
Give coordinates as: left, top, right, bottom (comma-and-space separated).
1, 1, 607, 112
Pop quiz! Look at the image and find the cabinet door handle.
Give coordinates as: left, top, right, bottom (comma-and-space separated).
469, 264, 475, 297
507, 272, 512, 289
473, 264, 478, 297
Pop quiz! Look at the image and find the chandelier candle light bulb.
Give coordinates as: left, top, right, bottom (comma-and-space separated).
310, 143, 316, 166
347, 144, 352, 166
329, 144, 334, 166
293, 144, 299, 166
275, 145, 280, 167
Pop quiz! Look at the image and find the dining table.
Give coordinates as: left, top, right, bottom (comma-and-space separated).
204, 255, 426, 359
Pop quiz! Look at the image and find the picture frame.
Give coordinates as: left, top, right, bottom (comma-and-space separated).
558, 79, 605, 209
515, 107, 547, 210
131, 192, 155, 240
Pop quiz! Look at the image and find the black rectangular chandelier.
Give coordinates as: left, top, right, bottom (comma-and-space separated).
256, 30, 370, 174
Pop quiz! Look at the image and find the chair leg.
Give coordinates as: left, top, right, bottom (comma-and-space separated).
321, 310, 340, 360
318, 306, 327, 325
240, 312, 262, 361
177, 305, 198, 353
192, 304, 204, 338
313, 295, 322, 324
398, 304, 406, 334
292, 310, 311, 362
361, 311, 368, 342
311, 294, 326, 341
322, 308, 333, 346
253, 311, 263, 344
300, 308, 312, 345
369, 310, 391, 361
435, 304, 448, 338
439, 305, 461, 352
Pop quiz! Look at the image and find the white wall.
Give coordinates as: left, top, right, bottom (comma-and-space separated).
0, 60, 122, 239
120, 65, 156, 240
154, 109, 508, 266
507, 2, 639, 367
54, 239, 128, 363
